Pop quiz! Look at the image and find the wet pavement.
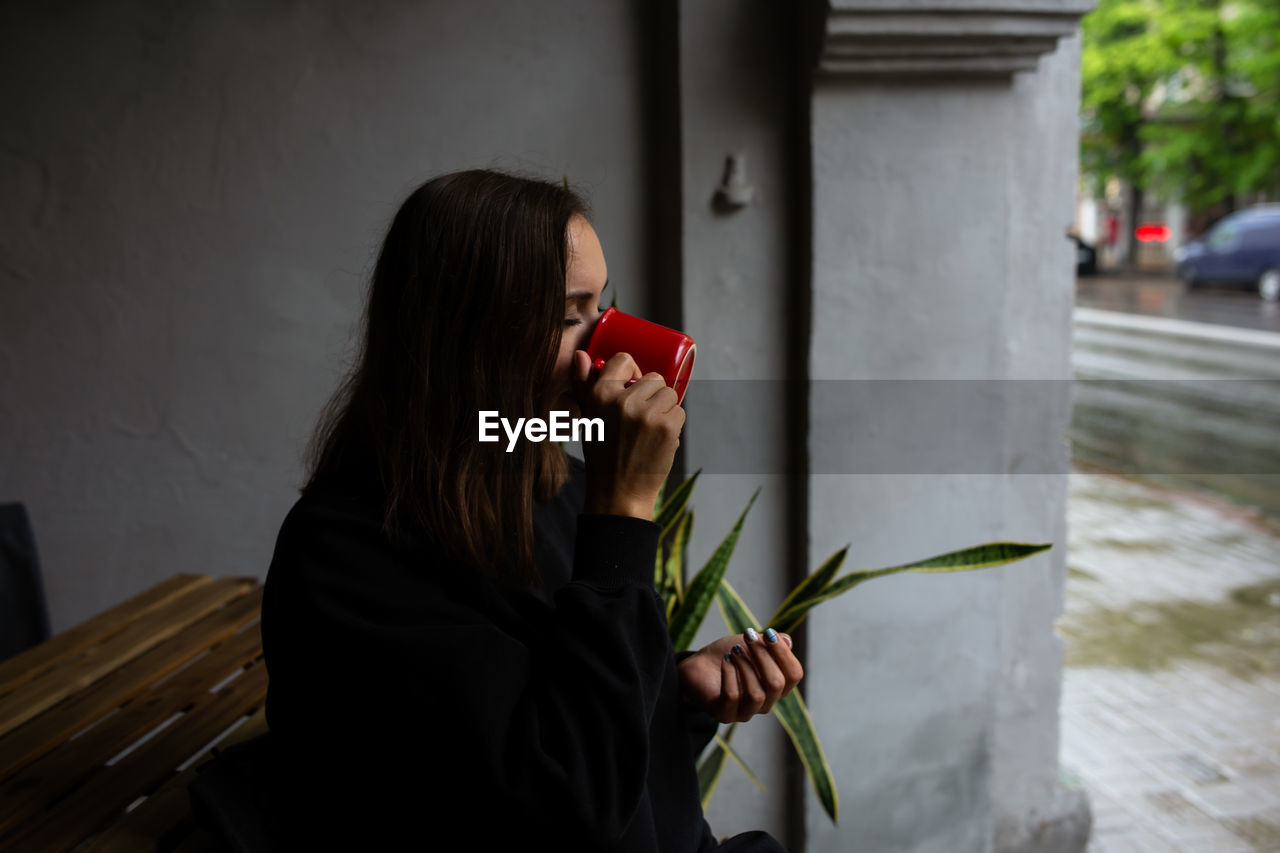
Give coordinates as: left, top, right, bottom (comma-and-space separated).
1060, 465, 1280, 852
1076, 272, 1280, 333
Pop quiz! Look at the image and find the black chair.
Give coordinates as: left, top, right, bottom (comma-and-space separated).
0, 502, 52, 662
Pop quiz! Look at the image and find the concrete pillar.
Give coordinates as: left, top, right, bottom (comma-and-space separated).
804, 1, 1092, 850
676, 0, 805, 844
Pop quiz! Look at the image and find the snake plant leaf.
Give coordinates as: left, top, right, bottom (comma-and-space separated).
714, 575, 756, 635
667, 511, 693, 604
654, 470, 701, 540
772, 688, 838, 823
769, 545, 849, 629
717, 579, 839, 822
875, 541, 1052, 574
697, 722, 737, 808
661, 512, 694, 620
714, 732, 766, 792
668, 489, 759, 651
681, 509, 694, 595
658, 551, 677, 620
775, 541, 1053, 633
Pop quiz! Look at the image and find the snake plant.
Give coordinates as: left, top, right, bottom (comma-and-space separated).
652, 471, 1051, 823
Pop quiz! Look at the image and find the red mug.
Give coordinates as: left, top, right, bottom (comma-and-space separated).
585, 307, 697, 405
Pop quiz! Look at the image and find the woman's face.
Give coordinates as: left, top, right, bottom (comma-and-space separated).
552, 214, 608, 415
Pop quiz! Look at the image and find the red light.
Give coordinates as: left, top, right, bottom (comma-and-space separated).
1135, 223, 1170, 243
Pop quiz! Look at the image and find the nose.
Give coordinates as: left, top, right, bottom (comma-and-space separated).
585, 309, 605, 341
581, 309, 612, 369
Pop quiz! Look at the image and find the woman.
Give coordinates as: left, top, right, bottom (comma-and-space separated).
260, 170, 802, 851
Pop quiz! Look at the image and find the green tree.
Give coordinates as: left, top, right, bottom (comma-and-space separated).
1217, 0, 1280, 200
1080, 0, 1179, 259
1081, 0, 1280, 238
1139, 0, 1280, 214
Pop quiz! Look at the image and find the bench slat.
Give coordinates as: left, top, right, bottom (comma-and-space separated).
0, 623, 263, 834
0, 586, 262, 781
79, 708, 269, 853
0, 575, 212, 699
0, 577, 254, 739
2, 661, 268, 853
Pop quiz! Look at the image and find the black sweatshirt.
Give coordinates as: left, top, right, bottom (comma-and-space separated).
259, 452, 786, 852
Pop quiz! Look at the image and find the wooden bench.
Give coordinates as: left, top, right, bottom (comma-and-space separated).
0, 574, 267, 852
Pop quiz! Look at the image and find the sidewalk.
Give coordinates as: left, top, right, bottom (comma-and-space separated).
1060, 467, 1280, 852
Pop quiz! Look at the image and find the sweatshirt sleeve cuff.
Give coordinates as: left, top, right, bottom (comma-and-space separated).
674, 651, 720, 757
571, 513, 660, 588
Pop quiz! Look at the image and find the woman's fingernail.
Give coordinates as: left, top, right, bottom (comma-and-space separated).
732, 645, 744, 656
724, 652, 733, 662
764, 628, 779, 644
745, 627, 759, 643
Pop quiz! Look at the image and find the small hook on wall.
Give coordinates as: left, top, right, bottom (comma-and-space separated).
713, 152, 755, 212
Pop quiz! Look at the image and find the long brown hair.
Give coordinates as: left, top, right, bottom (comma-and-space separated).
304, 170, 586, 586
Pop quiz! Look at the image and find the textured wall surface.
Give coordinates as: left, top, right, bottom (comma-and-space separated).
0, 0, 647, 631
992, 30, 1090, 853
806, 32, 1084, 853
677, 0, 798, 843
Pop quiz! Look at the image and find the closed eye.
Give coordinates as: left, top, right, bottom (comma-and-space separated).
564, 279, 608, 329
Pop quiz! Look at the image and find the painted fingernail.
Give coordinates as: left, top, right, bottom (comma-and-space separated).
764, 628, 779, 644
724, 652, 733, 662
745, 627, 759, 643
732, 645, 744, 656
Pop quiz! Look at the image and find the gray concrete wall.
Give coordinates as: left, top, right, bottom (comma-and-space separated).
806, 29, 1085, 853
0, 0, 648, 631
677, 0, 798, 844
992, 30, 1089, 853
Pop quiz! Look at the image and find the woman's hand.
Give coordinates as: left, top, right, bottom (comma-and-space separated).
571, 350, 685, 521
677, 629, 804, 724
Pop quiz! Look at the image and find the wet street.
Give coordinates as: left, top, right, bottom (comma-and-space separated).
1076, 273, 1280, 333
1061, 466, 1280, 852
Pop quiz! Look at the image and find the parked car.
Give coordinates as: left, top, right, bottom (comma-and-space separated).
1072, 234, 1097, 276
1173, 204, 1280, 301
